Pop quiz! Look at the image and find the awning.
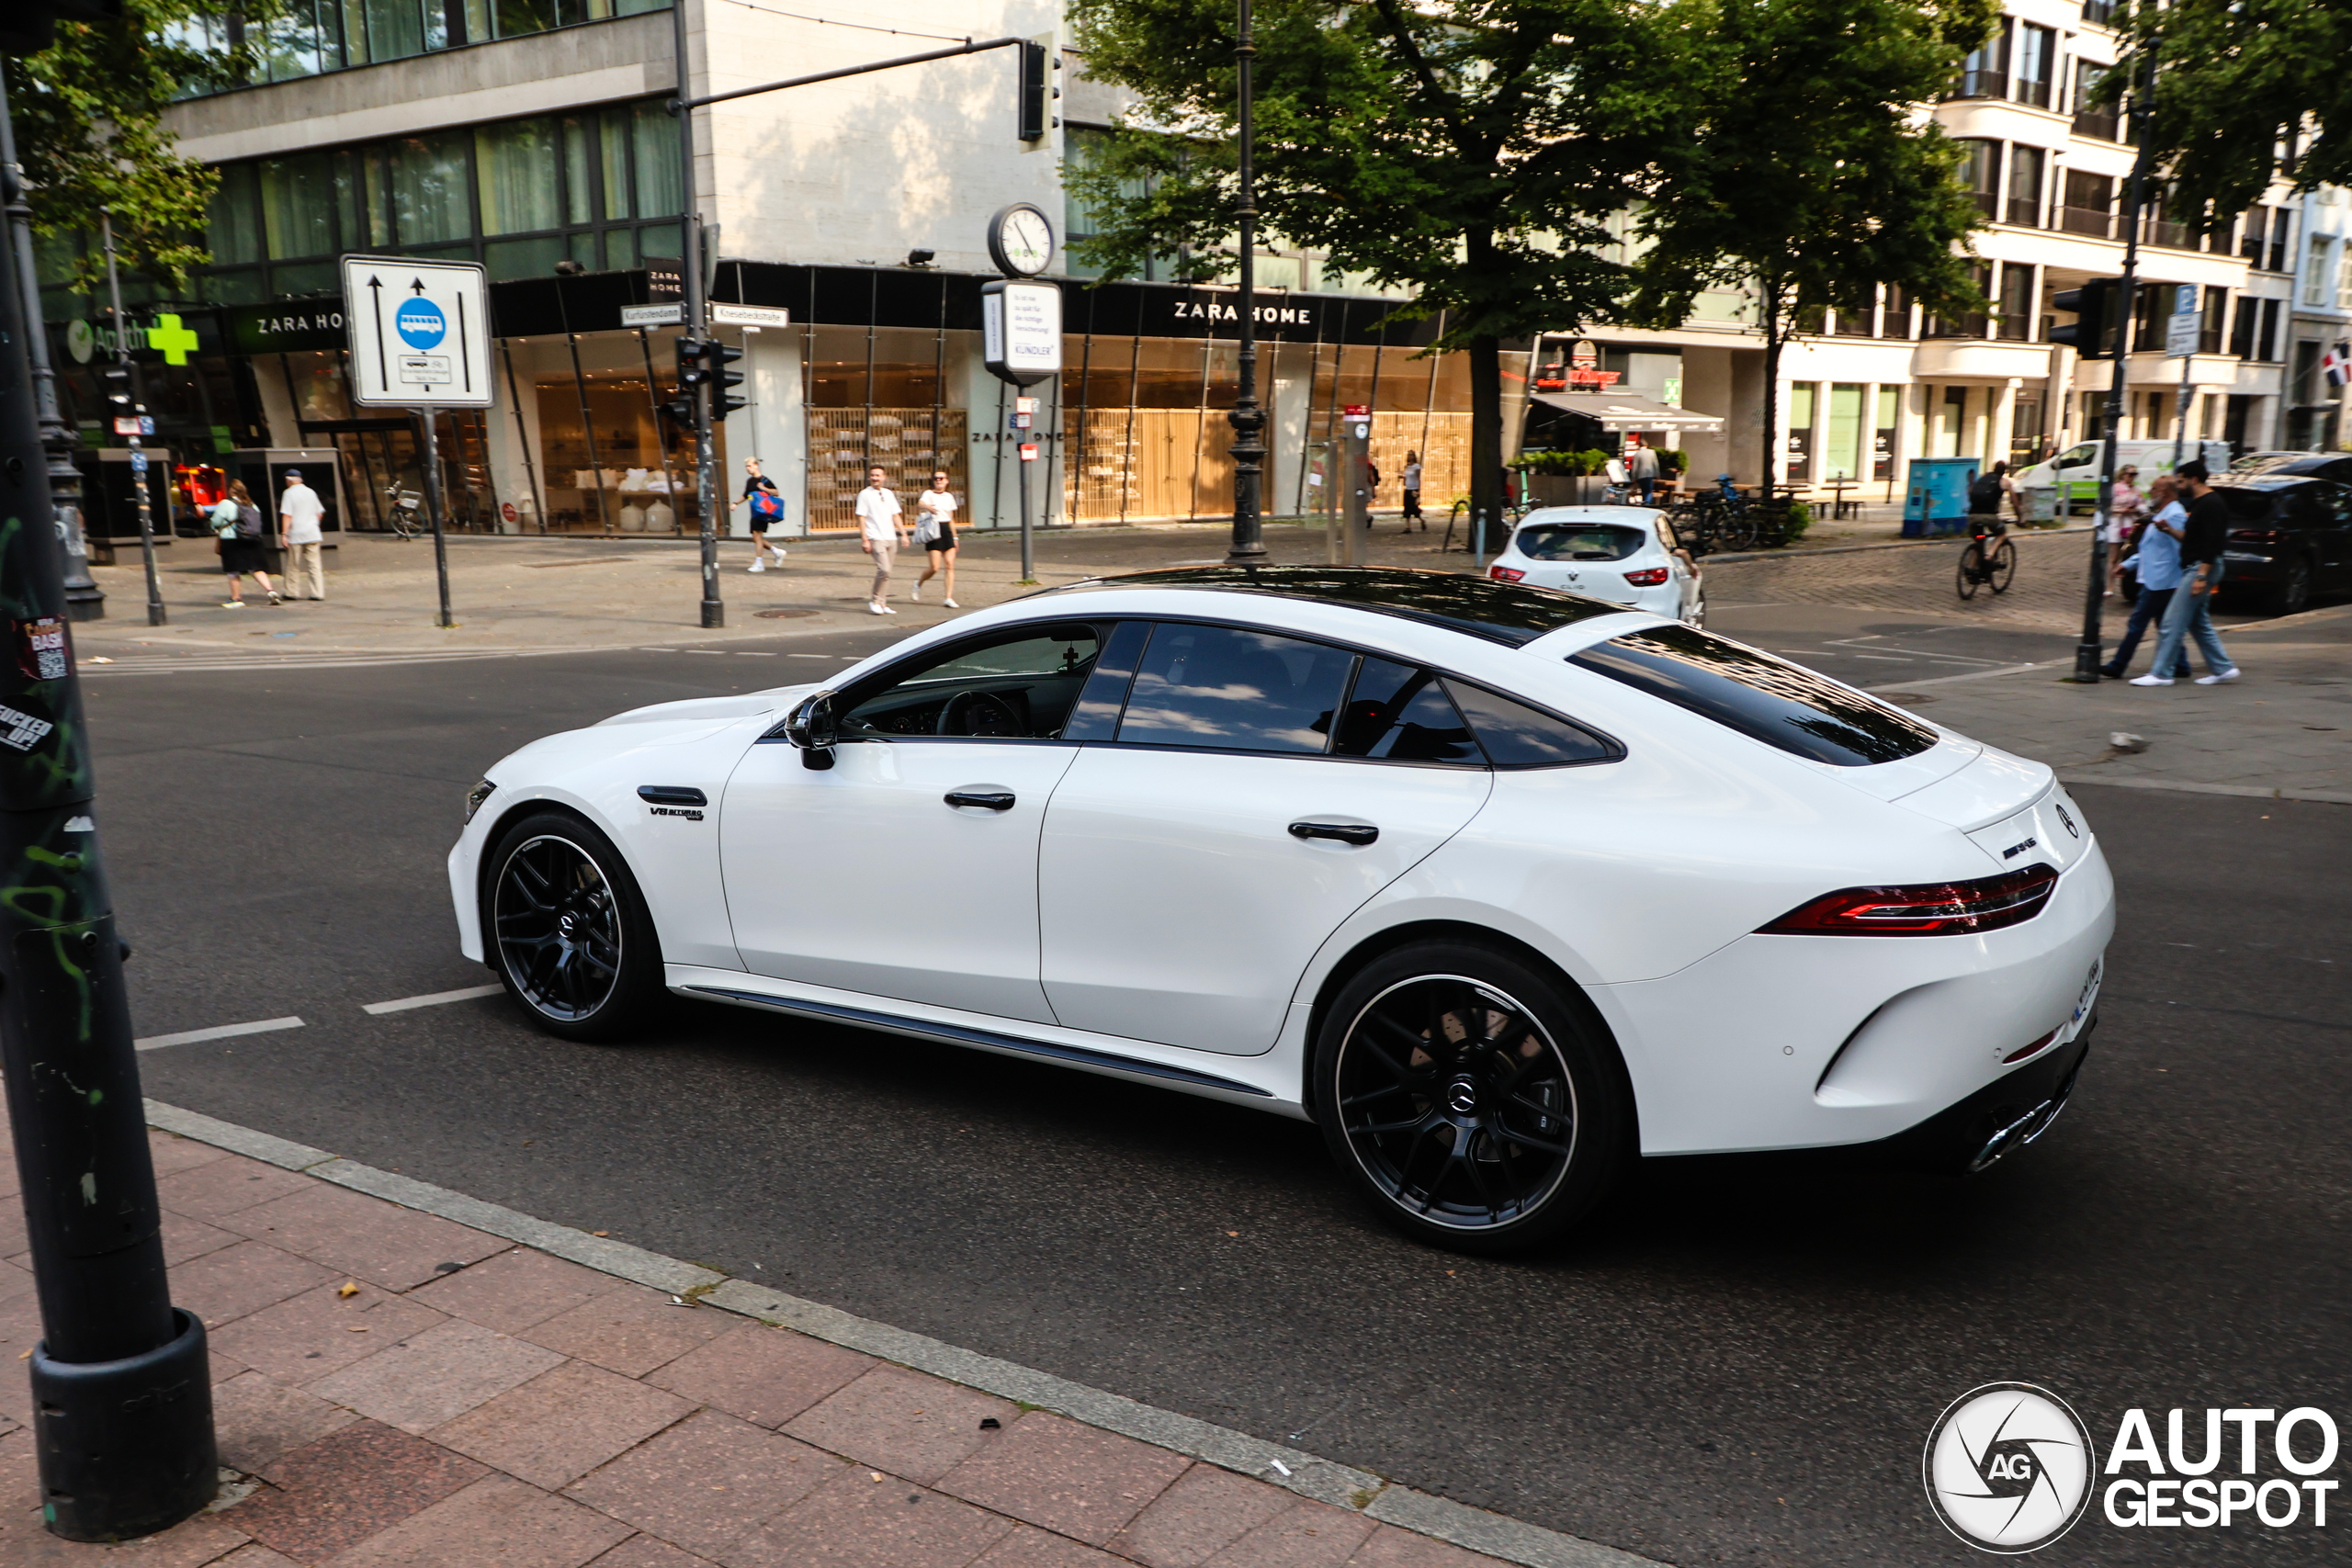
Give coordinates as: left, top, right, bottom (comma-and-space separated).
1531, 390, 1725, 433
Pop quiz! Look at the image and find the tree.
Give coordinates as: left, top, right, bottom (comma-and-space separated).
4, 1, 244, 295
1632, 0, 1994, 495
1065, 0, 1703, 544
2107, 0, 2352, 221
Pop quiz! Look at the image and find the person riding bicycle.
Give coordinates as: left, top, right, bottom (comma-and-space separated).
1966, 464, 2008, 534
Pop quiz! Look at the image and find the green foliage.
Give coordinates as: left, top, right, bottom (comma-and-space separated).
1518, 447, 1614, 476
1657, 447, 1688, 477
5, 1, 246, 294
2108, 0, 2352, 219
1782, 500, 1812, 540
1634, 0, 1994, 486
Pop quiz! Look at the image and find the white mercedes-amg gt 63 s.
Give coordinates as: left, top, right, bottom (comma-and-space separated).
449, 568, 2111, 1253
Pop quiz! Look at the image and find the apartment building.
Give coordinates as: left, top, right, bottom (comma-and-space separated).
32, 0, 2327, 541
2285, 186, 2352, 452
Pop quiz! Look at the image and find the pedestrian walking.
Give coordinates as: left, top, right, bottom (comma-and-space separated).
277, 468, 328, 601
734, 457, 788, 572
2100, 474, 2186, 680
2102, 466, 2143, 597
855, 465, 906, 615
1627, 439, 1660, 506
210, 481, 282, 607
1400, 451, 1423, 531
2133, 459, 2238, 686
912, 470, 960, 607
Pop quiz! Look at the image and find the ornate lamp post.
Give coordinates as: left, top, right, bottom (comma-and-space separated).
1224, 0, 1268, 565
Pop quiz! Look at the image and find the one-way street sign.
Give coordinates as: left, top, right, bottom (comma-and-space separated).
341, 256, 492, 407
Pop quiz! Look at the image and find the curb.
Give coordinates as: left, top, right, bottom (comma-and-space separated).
142, 1097, 1660, 1568
2057, 774, 2352, 807
1702, 524, 2093, 567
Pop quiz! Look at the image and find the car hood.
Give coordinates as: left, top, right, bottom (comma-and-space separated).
594, 687, 813, 727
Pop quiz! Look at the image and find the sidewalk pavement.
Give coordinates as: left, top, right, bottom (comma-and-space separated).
0, 1111, 1574, 1568
1867, 602, 2352, 805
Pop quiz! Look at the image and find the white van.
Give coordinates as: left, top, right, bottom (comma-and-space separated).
2017, 439, 2233, 513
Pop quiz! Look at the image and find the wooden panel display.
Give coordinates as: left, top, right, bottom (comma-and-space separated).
1064, 409, 1140, 524
806, 408, 968, 531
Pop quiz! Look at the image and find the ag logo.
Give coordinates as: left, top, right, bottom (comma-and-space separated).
1924, 1383, 2092, 1553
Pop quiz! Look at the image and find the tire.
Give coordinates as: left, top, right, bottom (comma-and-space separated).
1988, 537, 2018, 594
482, 810, 665, 1043
1957, 541, 1984, 600
2266, 557, 2312, 617
1723, 510, 1761, 552
1312, 939, 1632, 1254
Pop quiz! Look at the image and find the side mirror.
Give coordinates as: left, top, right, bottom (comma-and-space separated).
783, 690, 839, 770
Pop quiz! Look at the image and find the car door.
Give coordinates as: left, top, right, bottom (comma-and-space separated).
718, 621, 1105, 1025
1036, 623, 1498, 1055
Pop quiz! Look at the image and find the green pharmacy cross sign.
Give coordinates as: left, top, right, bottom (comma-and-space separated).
143, 314, 198, 366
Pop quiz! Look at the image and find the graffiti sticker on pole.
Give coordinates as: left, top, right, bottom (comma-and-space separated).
341, 255, 492, 407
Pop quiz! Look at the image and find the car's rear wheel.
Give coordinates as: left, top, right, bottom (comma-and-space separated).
1313, 940, 1630, 1254
484, 811, 663, 1042
2266, 556, 2312, 617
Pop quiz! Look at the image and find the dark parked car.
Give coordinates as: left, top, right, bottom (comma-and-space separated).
2209, 475, 2352, 615
2231, 451, 2352, 485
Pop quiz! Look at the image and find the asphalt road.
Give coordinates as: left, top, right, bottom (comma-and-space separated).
90, 617, 2351, 1568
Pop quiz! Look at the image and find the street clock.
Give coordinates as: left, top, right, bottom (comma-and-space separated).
987, 203, 1056, 277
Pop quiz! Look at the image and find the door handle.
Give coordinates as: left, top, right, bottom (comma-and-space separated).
944, 789, 1016, 812
1289, 820, 1378, 846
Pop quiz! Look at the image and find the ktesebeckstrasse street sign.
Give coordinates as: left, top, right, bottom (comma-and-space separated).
342, 255, 492, 408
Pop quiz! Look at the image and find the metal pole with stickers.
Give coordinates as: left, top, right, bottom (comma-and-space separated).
98, 212, 166, 627
340, 256, 494, 628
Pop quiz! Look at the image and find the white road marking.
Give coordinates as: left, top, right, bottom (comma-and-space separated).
136, 1016, 305, 1052
362, 984, 505, 1016
1849, 653, 1912, 661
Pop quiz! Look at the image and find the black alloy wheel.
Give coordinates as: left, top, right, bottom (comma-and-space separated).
2267, 556, 2312, 617
486, 811, 662, 1041
1315, 941, 1629, 1253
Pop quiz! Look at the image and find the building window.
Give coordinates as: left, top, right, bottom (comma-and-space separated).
2200, 286, 2226, 355
2308, 238, 2336, 308
1955, 19, 2011, 99
2081, 0, 2117, 26
2012, 26, 2055, 109
2071, 63, 2120, 141
1996, 263, 2036, 340
171, 0, 673, 96
2231, 295, 2258, 359
1879, 284, 1915, 339
1957, 140, 2000, 221
2060, 170, 2113, 239
2268, 209, 2291, 273
2006, 145, 2045, 228
2239, 207, 2268, 265
2259, 298, 2283, 362
202, 96, 684, 299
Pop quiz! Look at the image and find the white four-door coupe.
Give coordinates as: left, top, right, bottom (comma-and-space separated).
450, 567, 2111, 1252
1485, 506, 1703, 626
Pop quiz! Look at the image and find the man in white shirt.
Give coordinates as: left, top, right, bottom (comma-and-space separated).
854, 466, 906, 615
277, 469, 328, 601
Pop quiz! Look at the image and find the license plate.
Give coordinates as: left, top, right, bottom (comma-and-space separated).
2072, 956, 2103, 1028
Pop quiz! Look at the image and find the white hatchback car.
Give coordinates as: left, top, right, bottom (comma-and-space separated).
449, 568, 2110, 1253
1486, 506, 1702, 625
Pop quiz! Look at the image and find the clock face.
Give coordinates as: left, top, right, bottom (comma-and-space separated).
991, 204, 1055, 276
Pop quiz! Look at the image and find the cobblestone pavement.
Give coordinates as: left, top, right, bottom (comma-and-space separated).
0, 1118, 1547, 1568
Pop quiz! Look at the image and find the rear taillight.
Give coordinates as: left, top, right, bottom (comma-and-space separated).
1623, 567, 1669, 586
2227, 528, 2286, 544
1488, 565, 1525, 581
2004, 1029, 2060, 1065
1760, 863, 2060, 936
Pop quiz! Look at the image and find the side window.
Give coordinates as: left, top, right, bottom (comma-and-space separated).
1655, 513, 1683, 554
1115, 623, 1354, 754
1335, 659, 1485, 763
840, 623, 1102, 740
1443, 681, 1619, 768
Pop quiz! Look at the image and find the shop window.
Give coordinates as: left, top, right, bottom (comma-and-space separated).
1824, 384, 1862, 480
486, 236, 569, 280
1784, 382, 1815, 483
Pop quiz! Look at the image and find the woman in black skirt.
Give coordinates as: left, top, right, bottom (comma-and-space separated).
215, 479, 281, 607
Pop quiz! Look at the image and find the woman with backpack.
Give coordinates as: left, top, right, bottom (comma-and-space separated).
211, 479, 280, 607
733, 457, 787, 572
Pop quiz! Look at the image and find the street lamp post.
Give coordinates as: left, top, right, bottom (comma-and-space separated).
673, 0, 723, 629
1224, 0, 1268, 566
99, 211, 167, 627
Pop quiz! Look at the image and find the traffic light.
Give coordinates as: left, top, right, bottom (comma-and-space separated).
101, 365, 132, 409
1017, 40, 1055, 142
674, 335, 709, 389
704, 340, 747, 419
2051, 278, 2120, 358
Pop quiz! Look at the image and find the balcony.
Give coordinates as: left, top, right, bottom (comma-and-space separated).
2071, 107, 2120, 141
1951, 69, 2007, 100
2057, 206, 2113, 239
2007, 197, 2042, 228
2081, 0, 2116, 24
2145, 217, 2193, 250
1970, 189, 2001, 221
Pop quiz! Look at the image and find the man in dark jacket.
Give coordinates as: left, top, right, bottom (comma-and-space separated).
2133, 460, 2238, 686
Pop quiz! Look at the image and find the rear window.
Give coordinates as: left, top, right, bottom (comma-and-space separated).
1568, 625, 1937, 767
1515, 524, 1645, 562
2216, 486, 2294, 524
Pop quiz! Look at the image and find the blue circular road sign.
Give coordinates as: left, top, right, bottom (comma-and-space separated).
396, 297, 447, 350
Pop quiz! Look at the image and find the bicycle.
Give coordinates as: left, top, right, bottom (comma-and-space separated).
1955, 519, 2017, 600
384, 485, 428, 539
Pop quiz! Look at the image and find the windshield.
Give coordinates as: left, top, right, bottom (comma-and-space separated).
1516, 524, 1645, 562
2055, 444, 2098, 468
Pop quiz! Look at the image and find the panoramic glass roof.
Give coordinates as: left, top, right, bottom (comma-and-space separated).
1043, 566, 1631, 647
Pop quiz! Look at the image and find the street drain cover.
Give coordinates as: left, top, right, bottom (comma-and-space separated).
754, 608, 818, 619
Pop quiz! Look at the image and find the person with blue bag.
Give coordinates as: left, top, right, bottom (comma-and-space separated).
733, 456, 788, 573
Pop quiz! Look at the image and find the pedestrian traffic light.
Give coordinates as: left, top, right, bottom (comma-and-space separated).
2051, 278, 2120, 358
1017, 39, 1056, 142
674, 336, 709, 389
702, 340, 747, 419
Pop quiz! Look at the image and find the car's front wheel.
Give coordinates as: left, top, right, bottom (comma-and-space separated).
483, 811, 664, 1042
1313, 940, 1631, 1254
